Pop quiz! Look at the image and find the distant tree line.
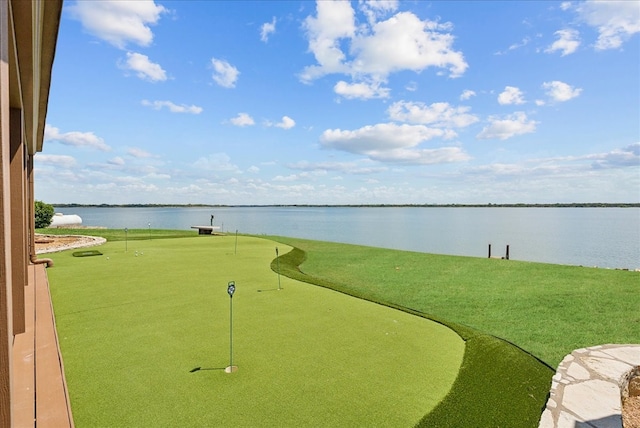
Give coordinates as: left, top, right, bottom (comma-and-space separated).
53, 202, 640, 208
239, 203, 640, 208
54, 203, 217, 208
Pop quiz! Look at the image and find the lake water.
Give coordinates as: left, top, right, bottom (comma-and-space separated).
53, 206, 640, 270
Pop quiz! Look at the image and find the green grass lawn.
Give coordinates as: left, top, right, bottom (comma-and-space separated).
264, 235, 637, 426
42, 229, 638, 427
46, 234, 464, 427
267, 238, 555, 427
38, 227, 195, 241
267, 236, 639, 367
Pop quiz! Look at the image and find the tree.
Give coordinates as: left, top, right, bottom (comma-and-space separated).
34, 200, 54, 228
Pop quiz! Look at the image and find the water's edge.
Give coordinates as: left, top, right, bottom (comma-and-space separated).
54, 206, 640, 270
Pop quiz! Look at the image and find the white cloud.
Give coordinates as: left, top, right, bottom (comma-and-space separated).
301, 1, 355, 81
68, 0, 167, 49
321, 123, 444, 152
476, 112, 538, 140
574, 0, 640, 50
359, 0, 399, 24
542, 80, 582, 102
261, 17, 277, 42
211, 58, 239, 88
121, 52, 167, 82
545, 29, 581, 56
44, 124, 111, 151
509, 37, 531, 51
34, 154, 77, 168
145, 172, 171, 180
275, 116, 296, 129
193, 153, 241, 172
247, 166, 260, 173
350, 12, 467, 78
272, 174, 299, 182
273, 170, 329, 182
588, 143, 640, 168
287, 160, 388, 175
460, 89, 476, 100
300, 2, 467, 88
498, 86, 525, 105
366, 146, 470, 165
334, 80, 390, 99
127, 148, 153, 158
230, 113, 255, 127
388, 101, 479, 128
319, 123, 470, 165
405, 81, 418, 92
141, 100, 203, 114
529, 143, 639, 169
495, 36, 532, 55
108, 157, 125, 166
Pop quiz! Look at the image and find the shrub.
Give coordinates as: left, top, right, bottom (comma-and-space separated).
34, 200, 54, 228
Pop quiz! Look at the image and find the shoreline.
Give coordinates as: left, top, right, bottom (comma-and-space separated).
51, 203, 640, 208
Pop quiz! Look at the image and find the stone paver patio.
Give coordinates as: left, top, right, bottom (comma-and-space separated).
539, 344, 640, 428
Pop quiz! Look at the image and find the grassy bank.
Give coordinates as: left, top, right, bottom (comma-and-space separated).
266, 236, 639, 367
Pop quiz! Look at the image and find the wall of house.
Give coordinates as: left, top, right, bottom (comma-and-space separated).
1, 2, 15, 424
0, 1, 62, 425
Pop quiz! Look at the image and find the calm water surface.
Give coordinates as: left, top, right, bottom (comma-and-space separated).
53, 206, 640, 270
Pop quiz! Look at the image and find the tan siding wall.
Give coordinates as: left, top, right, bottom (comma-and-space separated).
1, 1, 63, 425
1, 0, 15, 424
10, 107, 26, 335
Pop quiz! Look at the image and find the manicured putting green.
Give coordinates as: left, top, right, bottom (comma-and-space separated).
72, 250, 102, 257
47, 236, 464, 427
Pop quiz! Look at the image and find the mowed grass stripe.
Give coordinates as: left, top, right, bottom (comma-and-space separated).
47, 235, 464, 427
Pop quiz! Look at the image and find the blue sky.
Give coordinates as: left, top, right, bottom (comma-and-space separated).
36, 0, 639, 205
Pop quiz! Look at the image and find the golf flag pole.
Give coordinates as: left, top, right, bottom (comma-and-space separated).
276, 247, 281, 290
225, 281, 237, 373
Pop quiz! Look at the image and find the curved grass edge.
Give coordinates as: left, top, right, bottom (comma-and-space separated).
268, 238, 554, 427
416, 334, 553, 427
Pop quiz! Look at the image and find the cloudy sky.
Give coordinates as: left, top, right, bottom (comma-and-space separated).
36, 0, 639, 205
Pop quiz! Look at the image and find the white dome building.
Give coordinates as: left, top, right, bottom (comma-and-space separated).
49, 213, 82, 227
